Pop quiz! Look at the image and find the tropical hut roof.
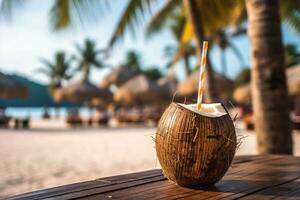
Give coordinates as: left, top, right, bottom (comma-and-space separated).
90, 92, 113, 109
100, 65, 139, 88
157, 75, 177, 93
0, 72, 28, 99
114, 75, 173, 106
286, 64, 300, 97
177, 71, 234, 102
233, 64, 300, 103
54, 80, 112, 103
233, 84, 251, 103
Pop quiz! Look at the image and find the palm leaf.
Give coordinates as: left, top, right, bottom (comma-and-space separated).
107, 0, 161, 49
49, 0, 71, 30
49, 0, 110, 30
146, 0, 181, 38
279, 0, 300, 34
36, 68, 52, 76
39, 58, 55, 70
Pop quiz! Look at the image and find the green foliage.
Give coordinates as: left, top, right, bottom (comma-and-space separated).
142, 67, 163, 81
235, 68, 251, 86
49, 0, 109, 30
124, 50, 141, 71
280, 0, 300, 35
146, 0, 182, 39
73, 38, 106, 80
106, 0, 161, 48
285, 44, 300, 67
37, 51, 73, 94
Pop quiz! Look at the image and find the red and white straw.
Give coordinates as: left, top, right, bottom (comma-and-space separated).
197, 41, 208, 110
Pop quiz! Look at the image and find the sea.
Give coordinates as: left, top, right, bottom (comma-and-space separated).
5, 107, 95, 118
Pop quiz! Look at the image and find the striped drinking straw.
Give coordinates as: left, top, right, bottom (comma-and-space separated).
197, 41, 208, 110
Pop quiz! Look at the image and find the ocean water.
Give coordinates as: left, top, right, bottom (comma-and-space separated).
5, 107, 94, 118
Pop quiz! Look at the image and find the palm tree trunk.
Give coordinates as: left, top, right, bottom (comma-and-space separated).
183, 0, 219, 103
83, 64, 90, 81
246, 0, 293, 154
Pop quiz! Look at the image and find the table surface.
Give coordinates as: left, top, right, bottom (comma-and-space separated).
8, 155, 300, 200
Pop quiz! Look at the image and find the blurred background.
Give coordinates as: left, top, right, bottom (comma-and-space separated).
0, 0, 299, 198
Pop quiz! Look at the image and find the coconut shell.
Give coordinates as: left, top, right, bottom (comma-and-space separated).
156, 103, 236, 187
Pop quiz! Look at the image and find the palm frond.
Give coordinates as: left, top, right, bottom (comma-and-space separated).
280, 0, 300, 34
39, 58, 55, 70
168, 42, 190, 69
49, 0, 71, 30
49, 0, 110, 30
180, 19, 193, 44
146, 0, 181, 38
107, 0, 161, 49
36, 68, 51, 76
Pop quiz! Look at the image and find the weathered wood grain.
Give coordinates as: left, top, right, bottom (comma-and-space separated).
8, 155, 300, 200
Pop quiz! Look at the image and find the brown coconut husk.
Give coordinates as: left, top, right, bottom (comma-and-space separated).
156, 102, 236, 187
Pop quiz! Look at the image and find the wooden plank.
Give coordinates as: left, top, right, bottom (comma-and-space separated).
120, 162, 276, 200
120, 156, 299, 200
239, 178, 300, 200
7, 169, 162, 200
78, 155, 287, 200
45, 175, 165, 200
8, 155, 300, 200
9, 155, 271, 200
173, 157, 300, 199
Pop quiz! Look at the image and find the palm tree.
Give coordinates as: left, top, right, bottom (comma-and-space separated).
147, 4, 245, 77
285, 44, 300, 67
124, 50, 141, 71
246, 0, 292, 154
73, 38, 106, 81
213, 30, 245, 76
182, 0, 221, 102
159, 12, 194, 77
37, 51, 73, 94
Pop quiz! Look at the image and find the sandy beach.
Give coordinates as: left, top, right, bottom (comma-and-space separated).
0, 119, 299, 198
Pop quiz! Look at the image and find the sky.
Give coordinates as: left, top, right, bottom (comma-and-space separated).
0, 0, 299, 85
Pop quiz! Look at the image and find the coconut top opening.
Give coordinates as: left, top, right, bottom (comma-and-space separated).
179, 103, 227, 117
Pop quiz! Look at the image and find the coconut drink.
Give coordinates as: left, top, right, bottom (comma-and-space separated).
156, 42, 236, 187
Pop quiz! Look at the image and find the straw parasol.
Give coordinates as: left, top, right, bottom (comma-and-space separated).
54, 80, 112, 103
233, 64, 300, 103
100, 65, 139, 88
90, 92, 113, 109
177, 70, 234, 101
157, 75, 177, 94
0, 72, 28, 99
114, 75, 174, 106
233, 84, 251, 103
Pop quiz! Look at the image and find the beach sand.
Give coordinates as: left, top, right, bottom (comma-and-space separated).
0, 119, 299, 198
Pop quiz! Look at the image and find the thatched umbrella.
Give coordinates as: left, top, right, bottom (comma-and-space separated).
233, 84, 251, 103
233, 65, 300, 103
114, 75, 174, 106
0, 72, 28, 99
54, 80, 112, 103
177, 71, 234, 102
100, 65, 139, 88
90, 91, 113, 109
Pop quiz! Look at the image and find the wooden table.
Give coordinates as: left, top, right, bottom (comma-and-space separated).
8, 155, 300, 200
